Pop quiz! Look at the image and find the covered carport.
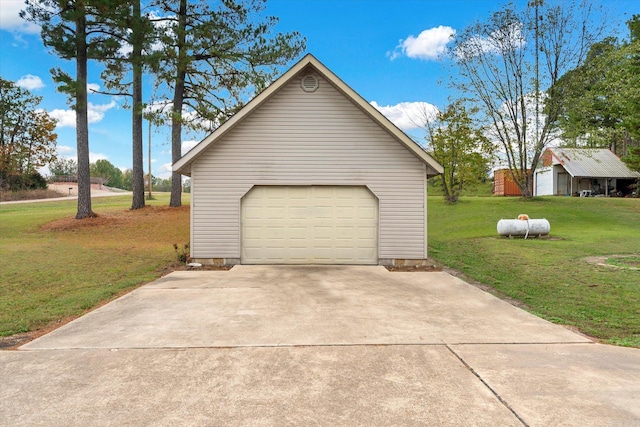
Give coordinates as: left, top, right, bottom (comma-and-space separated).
534, 148, 640, 196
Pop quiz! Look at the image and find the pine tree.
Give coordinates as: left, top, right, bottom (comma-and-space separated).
150, 0, 305, 207
22, 0, 124, 218
98, 0, 154, 209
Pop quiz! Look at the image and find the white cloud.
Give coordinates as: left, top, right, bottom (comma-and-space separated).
181, 140, 199, 155
144, 100, 173, 115
118, 42, 133, 57
89, 152, 108, 163
0, 0, 40, 34
57, 145, 75, 155
371, 101, 439, 131
49, 100, 118, 128
115, 11, 170, 58
52, 147, 108, 164
145, 100, 218, 132
87, 83, 100, 94
182, 110, 217, 132
87, 100, 117, 122
390, 26, 456, 61
16, 74, 45, 90
455, 22, 525, 59
158, 162, 173, 179
49, 109, 76, 128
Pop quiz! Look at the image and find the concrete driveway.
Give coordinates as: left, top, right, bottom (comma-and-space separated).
2, 266, 639, 426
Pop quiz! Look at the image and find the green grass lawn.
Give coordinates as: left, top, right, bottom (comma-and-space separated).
428, 195, 640, 347
0, 194, 189, 336
1, 193, 639, 348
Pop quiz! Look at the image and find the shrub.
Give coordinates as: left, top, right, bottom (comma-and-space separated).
173, 242, 190, 263
0, 171, 48, 191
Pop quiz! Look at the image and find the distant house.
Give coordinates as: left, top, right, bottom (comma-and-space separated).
173, 54, 443, 266
534, 148, 640, 197
493, 169, 532, 196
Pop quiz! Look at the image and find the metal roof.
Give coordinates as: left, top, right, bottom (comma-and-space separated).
550, 148, 640, 179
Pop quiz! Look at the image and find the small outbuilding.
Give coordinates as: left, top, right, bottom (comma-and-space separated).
493, 168, 532, 197
173, 54, 443, 266
534, 148, 640, 197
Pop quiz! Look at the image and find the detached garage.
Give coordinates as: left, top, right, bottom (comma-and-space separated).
173, 54, 443, 266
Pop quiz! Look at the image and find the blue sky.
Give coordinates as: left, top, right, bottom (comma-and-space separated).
0, 0, 637, 178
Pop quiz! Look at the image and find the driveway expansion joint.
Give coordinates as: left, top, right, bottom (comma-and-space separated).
7, 267, 639, 425
446, 344, 529, 427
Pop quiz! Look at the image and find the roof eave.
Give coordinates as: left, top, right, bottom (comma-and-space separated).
172, 54, 444, 176
173, 57, 316, 175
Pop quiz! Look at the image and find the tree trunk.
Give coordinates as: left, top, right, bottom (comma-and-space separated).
75, 1, 94, 219
169, 0, 188, 208
130, 0, 145, 210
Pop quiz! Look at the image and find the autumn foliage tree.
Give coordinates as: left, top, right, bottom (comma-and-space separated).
0, 78, 57, 190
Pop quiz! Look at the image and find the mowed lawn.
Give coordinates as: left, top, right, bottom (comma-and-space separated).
0, 195, 189, 336
428, 196, 640, 347
1, 193, 639, 347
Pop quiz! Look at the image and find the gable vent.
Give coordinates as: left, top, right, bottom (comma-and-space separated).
301, 74, 319, 92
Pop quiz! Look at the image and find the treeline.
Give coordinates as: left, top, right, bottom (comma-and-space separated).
49, 158, 190, 193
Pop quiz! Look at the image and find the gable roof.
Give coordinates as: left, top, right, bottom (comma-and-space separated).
173, 54, 443, 176
548, 148, 640, 179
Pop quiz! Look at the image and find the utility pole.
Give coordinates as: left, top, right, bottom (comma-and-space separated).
533, 0, 541, 150
147, 117, 153, 199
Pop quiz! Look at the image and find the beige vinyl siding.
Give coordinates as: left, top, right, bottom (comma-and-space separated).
191, 70, 427, 261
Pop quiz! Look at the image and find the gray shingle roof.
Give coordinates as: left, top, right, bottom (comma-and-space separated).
550, 148, 640, 178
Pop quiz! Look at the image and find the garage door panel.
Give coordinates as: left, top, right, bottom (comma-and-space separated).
241, 186, 378, 264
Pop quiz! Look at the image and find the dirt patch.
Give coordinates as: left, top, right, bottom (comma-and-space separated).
42, 213, 126, 231
491, 235, 565, 241
585, 254, 640, 271
0, 316, 78, 350
41, 205, 189, 232
175, 264, 234, 271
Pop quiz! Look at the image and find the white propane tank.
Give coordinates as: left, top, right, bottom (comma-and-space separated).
497, 217, 550, 238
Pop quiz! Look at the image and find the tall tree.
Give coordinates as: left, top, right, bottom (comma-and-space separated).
98, 0, 153, 209
552, 15, 640, 157
552, 38, 622, 147
0, 78, 58, 189
151, 0, 306, 207
451, 0, 604, 197
22, 0, 122, 218
423, 101, 494, 203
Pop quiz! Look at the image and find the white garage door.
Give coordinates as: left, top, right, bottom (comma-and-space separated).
241, 186, 378, 264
